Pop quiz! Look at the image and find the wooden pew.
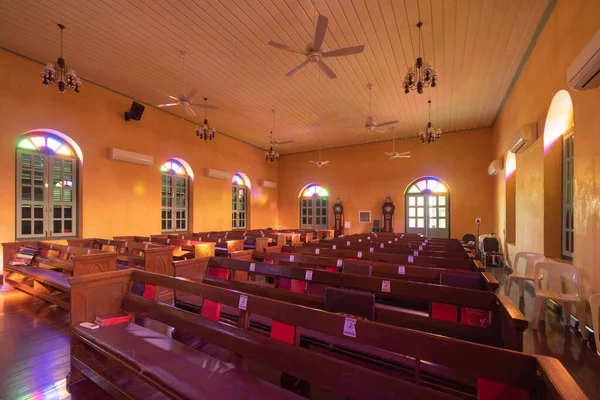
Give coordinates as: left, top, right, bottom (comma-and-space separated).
68, 269, 586, 400
252, 250, 499, 292
204, 257, 527, 351
143, 237, 216, 260
2, 241, 117, 310
303, 240, 472, 259
283, 245, 484, 273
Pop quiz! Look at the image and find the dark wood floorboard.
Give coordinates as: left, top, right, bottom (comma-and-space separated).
0, 268, 599, 399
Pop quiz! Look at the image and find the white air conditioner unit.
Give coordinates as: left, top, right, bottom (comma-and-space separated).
568, 29, 600, 90
259, 179, 277, 189
488, 158, 503, 176
205, 168, 230, 180
508, 123, 537, 154
109, 148, 153, 166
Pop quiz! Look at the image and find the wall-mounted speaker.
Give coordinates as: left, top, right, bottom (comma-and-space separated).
124, 102, 145, 122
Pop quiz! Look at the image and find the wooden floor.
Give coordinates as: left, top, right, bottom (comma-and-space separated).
0, 267, 599, 399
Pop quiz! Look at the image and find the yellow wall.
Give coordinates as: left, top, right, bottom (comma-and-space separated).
278, 128, 495, 240
0, 50, 278, 270
492, 0, 600, 295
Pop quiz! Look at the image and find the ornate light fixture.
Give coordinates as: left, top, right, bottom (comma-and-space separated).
419, 100, 442, 144
403, 21, 437, 94
40, 24, 82, 93
265, 110, 280, 163
195, 98, 217, 140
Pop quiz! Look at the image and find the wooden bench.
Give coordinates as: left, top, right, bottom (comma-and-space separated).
68, 269, 586, 400
2, 241, 117, 310
252, 250, 499, 292
204, 257, 527, 351
303, 240, 473, 259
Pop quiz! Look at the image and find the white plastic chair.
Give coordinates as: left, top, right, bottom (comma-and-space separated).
505, 252, 546, 297
533, 262, 588, 339
590, 293, 600, 355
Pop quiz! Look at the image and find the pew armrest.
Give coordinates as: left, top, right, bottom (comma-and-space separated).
497, 295, 528, 351
535, 355, 588, 400
481, 272, 500, 292
474, 260, 485, 272
68, 269, 133, 328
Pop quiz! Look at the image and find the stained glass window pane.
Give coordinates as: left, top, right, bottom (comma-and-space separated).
30, 136, 45, 149
426, 180, 438, 191
416, 180, 427, 192
433, 184, 447, 193
47, 137, 62, 151
56, 146, 72, 156
408, 185, 420, 193
18, 139, 36, 150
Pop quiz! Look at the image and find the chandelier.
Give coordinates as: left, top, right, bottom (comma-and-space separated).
403, 22, 437, 94
265, 110, 280, 163
195, 98, 216, 140
419, 100, 442, 144
40, 24, 82, 93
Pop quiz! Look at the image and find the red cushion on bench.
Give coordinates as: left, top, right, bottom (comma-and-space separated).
325, 266, 338, 272
309, 283, 326, 297
290, 279, 306, 294
477, 378, 530, 399
201, 299, 221, 321
143, 284, 156, 300
270, 320, 296, 344
209, 267, 230, 279
279, 277, 291, 291
431, 303, 457, 322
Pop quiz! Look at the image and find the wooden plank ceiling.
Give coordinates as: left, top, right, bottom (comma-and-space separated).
0, 0, 550, 154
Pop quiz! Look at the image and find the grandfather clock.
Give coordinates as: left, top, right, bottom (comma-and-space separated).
332, 197, 344, 237
382, 196, 395, 232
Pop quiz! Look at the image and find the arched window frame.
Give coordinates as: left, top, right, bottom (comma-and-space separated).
232, 173, 249, 230
404, 177, 450, 238
161, 159, 190, 233
299, 184, 329, 229
16, 132, 79, 239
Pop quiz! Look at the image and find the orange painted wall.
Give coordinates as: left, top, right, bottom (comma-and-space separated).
492, 0, 600, 295
0, 50, 278, 270
278, 128, 494, 240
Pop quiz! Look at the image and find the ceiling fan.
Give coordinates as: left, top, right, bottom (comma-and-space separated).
365, 83, 398, 132
385, 128, 411, 160
268, 110, 294, 146
267, 13, 364, 79
156, 51, 219, 117
309, 147, 329, 167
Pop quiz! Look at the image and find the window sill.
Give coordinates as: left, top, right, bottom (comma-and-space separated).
547, 256, 573, 265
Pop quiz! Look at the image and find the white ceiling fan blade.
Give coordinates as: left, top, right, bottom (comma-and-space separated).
321, 161, 330, 165
186, 88, 198, 101
272, 140, 294, 145
375, 120, 399, 128
384, 152, 393, 156
322, 45, 365, 58
374, 129, 386, 133
316, 59, 337, 79
285, 59, 310, 77
313, 15, 328, 51
189, 103, 219, 110
156, 103, 179, 108
267, 41, 306, 55
157, 90, 180, 101
309, 161, 317, 164
398, 151, 411, 156
182, 104, 197, 117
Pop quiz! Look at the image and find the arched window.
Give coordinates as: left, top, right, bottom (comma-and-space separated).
300, 184, 329, 229
404, 177, 449, 238
505, 151, 517, 245
16, 132, 79, 239
232, 173, 249, 230
161, 159, 190, 232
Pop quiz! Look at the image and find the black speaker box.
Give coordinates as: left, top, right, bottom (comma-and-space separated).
124, 101, 145, 122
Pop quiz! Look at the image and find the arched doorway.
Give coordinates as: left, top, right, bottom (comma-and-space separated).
405, 177, 450, 238
232, 173, 251, 230
299, 184, 329, 229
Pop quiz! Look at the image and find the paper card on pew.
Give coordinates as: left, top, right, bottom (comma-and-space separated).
398, 266, 406, 275
305, 270, 313, 281
358, 239, 362, 243
332, 245, 337, 250
419, 246, 423, 251
347, 241, 351, 246
413, 251, 419, 256
249, 262, 256, 272
343, 317, 357, 338
381, 280, 391, 293
388, 240, 392, 244
357, 251, 363, 258
369, 247, 374, 253
238, 295, 248, 311
337, 259, 343, 267
408, 256, 414, 263
367, 236, 371, 240
289, 255, 295, 262
315, 248, 320, 255
394, 238, 398, 241
380, 243, 384, 248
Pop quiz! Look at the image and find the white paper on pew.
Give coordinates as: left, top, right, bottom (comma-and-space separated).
367, 236, 371, 240
315, 248, 320, 255
347, 241, 351, 246
414, 251, 419, 256
332, 245, 337, 250
381, 280, 391, 292
398, 266, 405, 275
358, 239, 362, 242
357, 251, 363, 258
337, 259, 343, 267
343, 317, 357, 338
238, 295, 248, 310
419, 246, 423, 251
249, 262, 256, 272
394, 238, 398, 241
290, 255, 295, 262
305, 270, 313, 281
380, 243, 384, 248
388, 240, 392, 244
369, 247, 374, 253
408, 255, 414, 263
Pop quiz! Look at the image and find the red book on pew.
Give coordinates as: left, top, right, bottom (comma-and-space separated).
94, 312, 130, 326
